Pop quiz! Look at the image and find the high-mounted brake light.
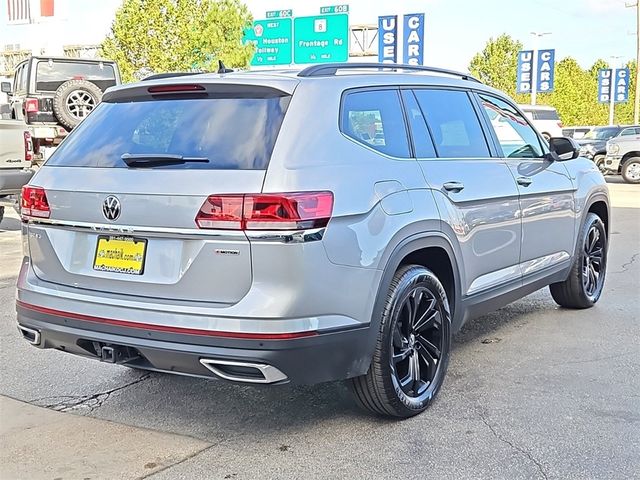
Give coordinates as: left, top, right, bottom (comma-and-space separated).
147, 84, 205, 94
23, 131, 33, 162
25, 98, 39, 113
21, 186, 50, 219
195, 192, 334, 231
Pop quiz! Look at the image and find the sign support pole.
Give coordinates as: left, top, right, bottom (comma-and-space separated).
529, 32, 551, 106
609, 65, 617, 126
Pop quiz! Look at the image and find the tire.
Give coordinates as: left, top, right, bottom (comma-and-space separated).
349, 265, 451, 418
621, 157, 640, 184
542, 132, 551, 141
550, 212, 607, 308
0, 206, 4, 224
53, 79, 103, 130
593, 154, 606, 173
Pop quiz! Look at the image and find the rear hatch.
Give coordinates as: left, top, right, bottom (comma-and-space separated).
25, 78, 295, 304
0, 120, 30, 169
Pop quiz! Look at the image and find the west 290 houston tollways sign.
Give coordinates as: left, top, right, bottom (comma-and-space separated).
244, 18, 293, 66
245, 13, 348, 66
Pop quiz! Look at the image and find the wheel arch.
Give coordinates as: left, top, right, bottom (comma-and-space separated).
621, 151, 640, 164
365, 233, 464, 369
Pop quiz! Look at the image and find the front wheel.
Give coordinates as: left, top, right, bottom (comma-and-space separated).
550, 213, 607, 308
621, 157, 640, 184
593, 154, 606, 173
349, 265, 451, 418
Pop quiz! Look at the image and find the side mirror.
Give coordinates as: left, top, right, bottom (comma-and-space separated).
0, 82, 11, 94
548, 136, 580, 161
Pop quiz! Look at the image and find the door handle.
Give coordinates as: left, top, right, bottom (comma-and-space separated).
517, 177, 532, 187
443, 181, 465, 193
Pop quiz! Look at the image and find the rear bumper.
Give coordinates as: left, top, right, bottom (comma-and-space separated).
16, 301, 372, 385
0, 168, 34, 195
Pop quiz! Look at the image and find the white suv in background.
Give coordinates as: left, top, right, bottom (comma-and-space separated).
519, 104, 563, 140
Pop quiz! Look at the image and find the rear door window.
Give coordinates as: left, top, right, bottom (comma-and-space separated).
36, 60, 117, 92
341, 89, 410, 158
45, 92, 291, 170
413, 89, 490, 158
400, 90, 436, 158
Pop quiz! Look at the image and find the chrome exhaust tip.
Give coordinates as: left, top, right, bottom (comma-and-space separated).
199, 359, 287, 384
17, 325, 41, 346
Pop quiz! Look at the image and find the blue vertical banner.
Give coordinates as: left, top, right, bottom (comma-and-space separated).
378, 15, 398, 63
516, 50, 534, 93
614, 68, 630, 103
536, 49, 555, 93
598, 69, 613, 103
402, 13, 425, 65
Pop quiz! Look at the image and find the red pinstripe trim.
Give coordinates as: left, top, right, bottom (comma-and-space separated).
16, 300, 317, 340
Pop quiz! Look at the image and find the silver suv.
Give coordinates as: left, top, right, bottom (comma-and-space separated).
16, 63, 609, 418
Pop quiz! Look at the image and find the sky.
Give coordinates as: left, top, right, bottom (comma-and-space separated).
0, 0, 636, 71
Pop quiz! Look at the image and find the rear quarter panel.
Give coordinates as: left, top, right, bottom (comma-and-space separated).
261, 80, 441, 270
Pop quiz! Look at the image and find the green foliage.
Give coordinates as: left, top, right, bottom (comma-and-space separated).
470, 35, 637, 126
101, 0, 255, 82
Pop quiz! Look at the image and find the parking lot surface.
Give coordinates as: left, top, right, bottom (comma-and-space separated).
1, 178, 639, 480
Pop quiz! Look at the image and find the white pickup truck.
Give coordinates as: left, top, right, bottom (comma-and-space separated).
604, 128, 640, 184
0, 120, 34, 223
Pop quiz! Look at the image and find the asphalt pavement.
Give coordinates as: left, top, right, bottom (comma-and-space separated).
0, 178, 638, 480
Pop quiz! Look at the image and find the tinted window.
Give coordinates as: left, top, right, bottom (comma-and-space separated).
479, 94, 544, 158
46, 95, 291, 170
36, 61, 117, 92
341, 89, 410, 158
401, 90, 436, 158
620, 128, 639, 136
413, 89, 490, 158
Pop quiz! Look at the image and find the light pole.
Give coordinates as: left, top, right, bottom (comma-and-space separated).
626, 1, 639, 124
609, 55, 623, 126
530, 31, 552, 106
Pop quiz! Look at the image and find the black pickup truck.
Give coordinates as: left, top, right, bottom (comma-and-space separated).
7, 56, 121, 155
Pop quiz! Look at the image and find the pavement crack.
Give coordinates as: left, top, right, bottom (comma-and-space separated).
137, 440, 224, 479
478, 410, 549, 480
610, 253, 639, 274
30, 373, 151, 413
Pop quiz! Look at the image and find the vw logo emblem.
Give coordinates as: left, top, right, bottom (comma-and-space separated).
102, 195, 121, 221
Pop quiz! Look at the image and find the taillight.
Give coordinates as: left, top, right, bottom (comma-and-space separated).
23, 131, 33, 162
25, 98, 39, 113
21, 186, 50, 219
557, 121, 564, 128
195, 192, 334, 230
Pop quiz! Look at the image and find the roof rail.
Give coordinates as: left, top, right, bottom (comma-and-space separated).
142, 72, 203, 81
297, 63, 481, 83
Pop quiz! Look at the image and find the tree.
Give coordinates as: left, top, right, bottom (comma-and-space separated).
101, 0, 254, 82
469, 34, 525, 99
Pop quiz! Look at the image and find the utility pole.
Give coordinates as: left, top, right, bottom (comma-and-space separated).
626, 1, 640, 124
530, 31, 552, 106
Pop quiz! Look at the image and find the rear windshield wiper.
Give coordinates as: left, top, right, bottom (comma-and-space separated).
121, 153, 210, 167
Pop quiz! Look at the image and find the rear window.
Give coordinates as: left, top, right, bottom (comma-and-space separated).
35, 60, 117, 92
46, 94, 291, 170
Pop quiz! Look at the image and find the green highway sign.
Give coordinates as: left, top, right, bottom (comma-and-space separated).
293, 14, 349, 64
244, 18, 293, 66
320, 4, 349, 14
266, 9, 292, 18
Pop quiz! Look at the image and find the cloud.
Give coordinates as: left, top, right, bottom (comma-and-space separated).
584, 0, 624, 14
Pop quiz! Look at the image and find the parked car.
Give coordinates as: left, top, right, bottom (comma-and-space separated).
604, 129, 640, 183
518, 104, 563, 140
578, 125, 639, 172
8, 56, 121, 157
0, 120, 34, 223
563, 126, 593, 139
16, 63, 609, 418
